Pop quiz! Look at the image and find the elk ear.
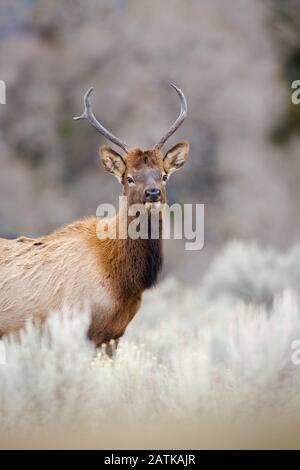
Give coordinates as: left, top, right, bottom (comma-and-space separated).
163, 141, 189, 175
99, 146, 126, 182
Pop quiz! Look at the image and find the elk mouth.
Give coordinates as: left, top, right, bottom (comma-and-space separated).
143, 188, 162, 206
144, 201, 163, 211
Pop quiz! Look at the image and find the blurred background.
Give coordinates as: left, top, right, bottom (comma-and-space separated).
0, 0, 300, 282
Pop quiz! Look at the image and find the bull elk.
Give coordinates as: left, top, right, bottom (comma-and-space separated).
0, 84, 189, 351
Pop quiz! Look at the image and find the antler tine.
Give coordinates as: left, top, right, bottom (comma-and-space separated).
154, 83, 188, 151
74, 87, 129, 154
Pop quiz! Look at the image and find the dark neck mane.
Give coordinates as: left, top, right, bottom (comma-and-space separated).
102, 211, 163, 297
123, 237, 163, 293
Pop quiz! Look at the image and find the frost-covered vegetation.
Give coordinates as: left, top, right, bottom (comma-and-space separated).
1, 241, 300, 449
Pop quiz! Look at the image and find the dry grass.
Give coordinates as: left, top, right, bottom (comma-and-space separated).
1, 242, 300, 449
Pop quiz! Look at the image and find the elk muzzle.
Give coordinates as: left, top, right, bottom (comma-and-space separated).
144, 187, 162, 203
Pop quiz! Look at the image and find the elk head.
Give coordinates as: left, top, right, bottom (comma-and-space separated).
74, 84, 189, 208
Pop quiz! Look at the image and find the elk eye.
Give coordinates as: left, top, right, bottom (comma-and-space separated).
162, 174, 168, 182
127, 176, 135, 185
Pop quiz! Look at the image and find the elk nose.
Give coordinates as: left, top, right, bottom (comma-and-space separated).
144, 188, 161, 202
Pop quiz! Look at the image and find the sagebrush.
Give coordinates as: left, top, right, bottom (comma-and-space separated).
1, 241, 300, 449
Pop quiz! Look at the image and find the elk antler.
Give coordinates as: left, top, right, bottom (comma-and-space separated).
73, 87, 129, 154
153, 84, 188, 151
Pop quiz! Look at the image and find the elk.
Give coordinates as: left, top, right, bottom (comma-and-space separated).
0, 84, 189, 351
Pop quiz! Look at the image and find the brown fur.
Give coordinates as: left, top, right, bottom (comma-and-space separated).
0, 143, 189, 349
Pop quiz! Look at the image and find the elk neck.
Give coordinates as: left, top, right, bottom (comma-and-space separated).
97, 205, 163, 298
